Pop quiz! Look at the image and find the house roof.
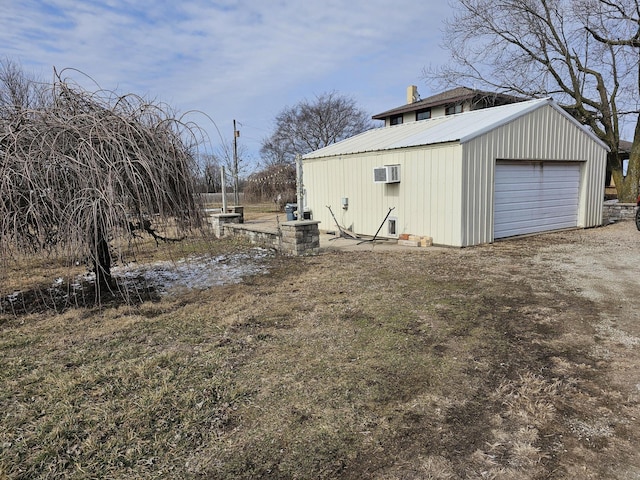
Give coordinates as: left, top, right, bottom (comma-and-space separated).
371, 87, 525, 120
303, 98, 609, 160
619, 139, 633, 154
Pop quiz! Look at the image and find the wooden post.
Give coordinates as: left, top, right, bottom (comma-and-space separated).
296, 154, 303, 221
221, 165, 227, 213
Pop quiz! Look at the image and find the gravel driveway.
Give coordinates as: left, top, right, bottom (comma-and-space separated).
497, 220, 640, 478
328, 219, 640, 478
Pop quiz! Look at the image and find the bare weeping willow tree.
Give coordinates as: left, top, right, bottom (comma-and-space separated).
0, 67, 203, 293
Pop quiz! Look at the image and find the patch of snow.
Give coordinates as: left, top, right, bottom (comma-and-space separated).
112, 248, 273, 294
7, 292, 21, 303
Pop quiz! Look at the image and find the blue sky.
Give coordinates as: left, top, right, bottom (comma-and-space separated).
1, 1, 453, 169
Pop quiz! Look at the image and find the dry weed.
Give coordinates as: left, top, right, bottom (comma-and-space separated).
2, 221, 640, 478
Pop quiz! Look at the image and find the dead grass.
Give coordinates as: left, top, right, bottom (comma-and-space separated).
1, 223, 640, 478
0, 230, 257, 316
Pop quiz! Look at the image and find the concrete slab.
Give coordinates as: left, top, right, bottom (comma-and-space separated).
236, 211, 446, 253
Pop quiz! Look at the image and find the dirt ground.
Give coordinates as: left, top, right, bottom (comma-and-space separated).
316, 220, 640, 479
2, 219, 640, 479
498, 220, 640, 479
202, 219, 640, 479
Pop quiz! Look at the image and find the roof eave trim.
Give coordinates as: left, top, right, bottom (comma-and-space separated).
302, 140, 462, 160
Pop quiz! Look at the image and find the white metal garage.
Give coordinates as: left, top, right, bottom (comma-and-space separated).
494, 161, 581, 238
303, 98, 608, 247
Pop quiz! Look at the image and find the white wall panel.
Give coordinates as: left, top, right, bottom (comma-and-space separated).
304, 143, 464, 246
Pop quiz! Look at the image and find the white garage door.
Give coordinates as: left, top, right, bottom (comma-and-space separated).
494, 161, 581, 239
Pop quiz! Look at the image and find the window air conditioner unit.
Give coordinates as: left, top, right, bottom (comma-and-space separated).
373, 165, 400, 184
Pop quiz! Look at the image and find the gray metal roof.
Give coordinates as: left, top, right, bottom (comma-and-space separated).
303, 98, 609, 160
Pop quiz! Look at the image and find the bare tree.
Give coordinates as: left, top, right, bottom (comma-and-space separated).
0, 58, 48, 117
260, 91, 374, 165
212, 138, 251, 203
0, 67, 203, 293
244, 163, 297, 209
427, 0, 640, 201
195, 154, 223, 193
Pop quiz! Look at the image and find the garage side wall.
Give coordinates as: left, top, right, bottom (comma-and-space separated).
461, 104, 607, 246
304, 143, 465, 246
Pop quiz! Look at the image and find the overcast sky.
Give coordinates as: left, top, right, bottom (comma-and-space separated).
1, 1, 453, 168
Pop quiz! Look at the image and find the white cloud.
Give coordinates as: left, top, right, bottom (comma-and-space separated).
1, 0, 453, 163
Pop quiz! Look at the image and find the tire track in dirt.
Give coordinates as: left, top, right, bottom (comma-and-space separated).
524, 222, 640, 479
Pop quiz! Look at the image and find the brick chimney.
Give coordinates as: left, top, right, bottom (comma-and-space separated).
407, 85, 419, 104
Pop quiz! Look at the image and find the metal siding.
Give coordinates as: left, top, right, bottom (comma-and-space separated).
306, 103, 606, 248
304, 157, 335, 230
402, 145, 463, 246
461, 105, 606, 245
304, 151, 393, 237
304, 143, 464, 245
462, 134, 493, 246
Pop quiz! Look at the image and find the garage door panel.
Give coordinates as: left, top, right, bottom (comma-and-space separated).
495, 203, 578, 217
496, 215, 578, 228
494, 188, 579, 203
495, 188, 579, 206
496, 175, 579, 183
495, 178, 580, 189
496, 163, 579, 174
496, 220, 577, 238
496, 176, 580, 186
494, 162, 581, 239
496, 209, 578, 224
495, 174, 578, 183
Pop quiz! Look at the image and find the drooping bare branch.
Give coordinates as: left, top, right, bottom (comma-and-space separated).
0, 66, 204, 291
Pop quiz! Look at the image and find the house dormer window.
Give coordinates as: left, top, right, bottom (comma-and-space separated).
390, 114, 403, 125
445, 103, 463, 115
416, 108, 431, 121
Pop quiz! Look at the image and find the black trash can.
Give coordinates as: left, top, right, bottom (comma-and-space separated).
285, 203, 297, 221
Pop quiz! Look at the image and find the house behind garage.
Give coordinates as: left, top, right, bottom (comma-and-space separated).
302, 97, 608, 247
373, 86, 525, 126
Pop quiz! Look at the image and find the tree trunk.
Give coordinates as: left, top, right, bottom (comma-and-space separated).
94, 234, 113, 291
613, 117, 640, 203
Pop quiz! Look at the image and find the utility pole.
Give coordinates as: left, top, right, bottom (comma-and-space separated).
233, 119, 240, 206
